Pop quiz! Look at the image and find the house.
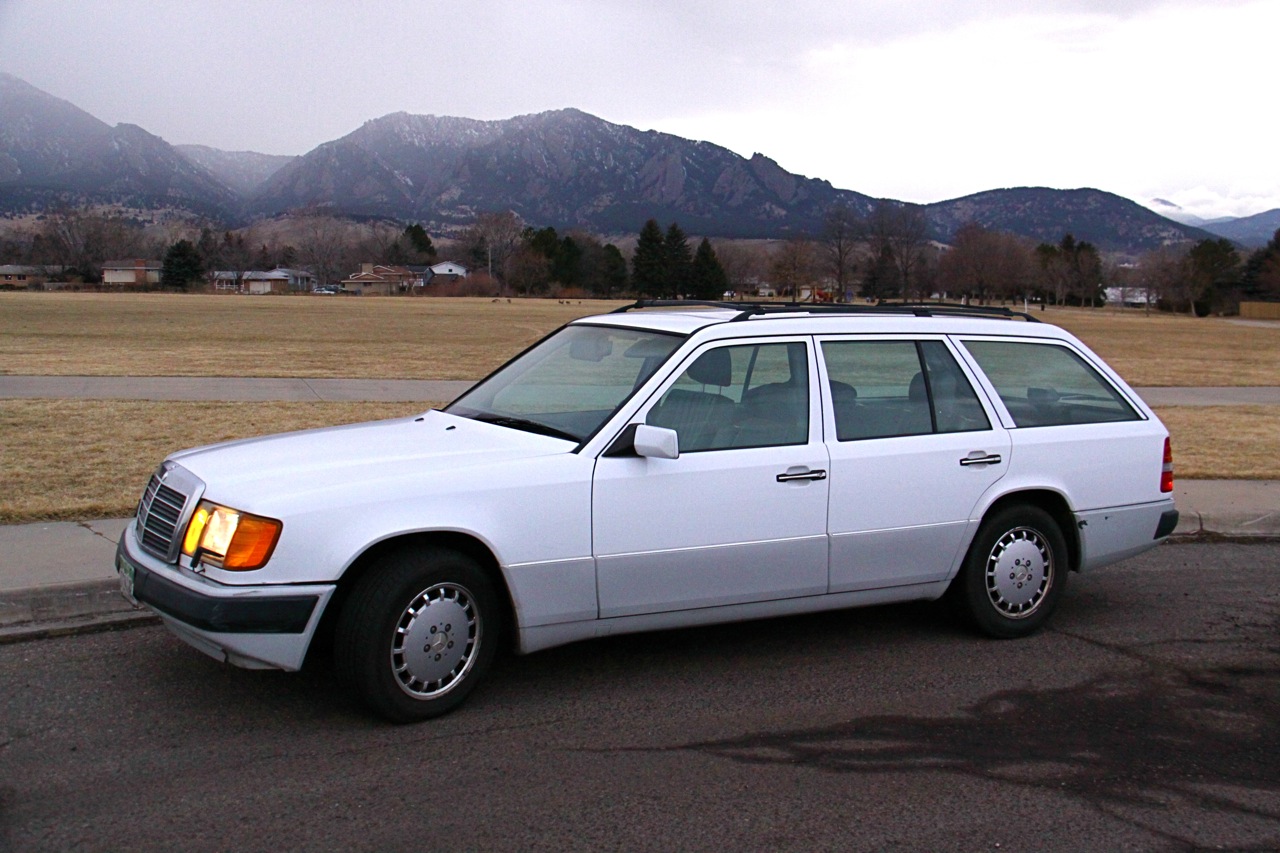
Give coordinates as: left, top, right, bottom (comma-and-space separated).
210, 268, 317, 294
1105, 286, 1152, 307
101, 259, 162, 288
243, 268, 316, 294
211, 271, 243, 292
340, 263, 420, 296
423, 261, 469, 287
0, 264, 58, 290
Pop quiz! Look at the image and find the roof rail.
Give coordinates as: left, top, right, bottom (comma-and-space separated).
610, 299, 1040, 323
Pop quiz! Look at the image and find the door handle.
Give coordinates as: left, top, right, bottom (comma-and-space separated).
959, 453, 1002, 467
777, 469, 827, 482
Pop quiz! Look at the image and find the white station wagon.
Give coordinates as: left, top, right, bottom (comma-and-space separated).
117, 301, 1178, 721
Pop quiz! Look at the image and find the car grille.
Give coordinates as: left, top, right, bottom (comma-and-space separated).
137, 472, 190, 561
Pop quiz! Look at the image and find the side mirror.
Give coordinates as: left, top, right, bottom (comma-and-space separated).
633, 424, 679, 459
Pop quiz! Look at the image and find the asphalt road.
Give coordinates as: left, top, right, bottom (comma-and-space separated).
2, 542, 1278, 852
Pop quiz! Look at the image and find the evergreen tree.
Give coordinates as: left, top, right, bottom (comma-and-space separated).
598, 244, 629, 298
526, 226, 561, 260
632, 219, 667, 297
403, 223, 437, 259
161, 239, 204, 290
1241, 229, 1280, 301
552, 236, 583, 286
860, 245, 901, 301
1186, 237, 1240, 312
690, 237, 729, 300
664, 223, 693, 298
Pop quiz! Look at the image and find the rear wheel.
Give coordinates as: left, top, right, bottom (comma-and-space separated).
335, 548, 500, 722
954, 505, 1068, 638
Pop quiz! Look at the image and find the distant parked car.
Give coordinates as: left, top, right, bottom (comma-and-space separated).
311, 285, 341, 295
117, 300, 1177, 721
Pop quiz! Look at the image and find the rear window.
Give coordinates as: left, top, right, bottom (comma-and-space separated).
962, 340, 1140, 427
821, 340, 990, 440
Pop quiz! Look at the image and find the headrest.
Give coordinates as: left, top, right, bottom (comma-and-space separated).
688, 348, 732, 387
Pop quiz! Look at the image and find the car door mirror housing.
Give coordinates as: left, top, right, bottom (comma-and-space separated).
633, 424, 680, 459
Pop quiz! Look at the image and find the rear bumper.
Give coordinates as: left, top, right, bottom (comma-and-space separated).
1154, 509, 1180, 539
1076, 498, 1178, 572
116, 523, 334, 670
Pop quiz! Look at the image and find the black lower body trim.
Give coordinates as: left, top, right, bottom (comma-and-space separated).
1155, 509, 1180, 539
130, 560, 318, 634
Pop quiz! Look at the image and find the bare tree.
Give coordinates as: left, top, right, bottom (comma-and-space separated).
865, 201, 930, 300
1137, 246, 1186, 313
34, 207, 151, 280
469, 211, 525, 289
505, 245, 552, 295
769, 237, 818, 299
820, 204, 861, 300
711, 241, 769, 295
937, 223, 1034, 304
294, 211, 353, 286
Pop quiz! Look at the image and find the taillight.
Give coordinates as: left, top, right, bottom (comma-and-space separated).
1160, 437, 1174, 493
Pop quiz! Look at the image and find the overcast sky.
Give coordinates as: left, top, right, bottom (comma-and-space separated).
1, 0, 1275, 221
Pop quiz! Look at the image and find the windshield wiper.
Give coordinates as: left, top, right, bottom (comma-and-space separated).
472, 414, 580, 442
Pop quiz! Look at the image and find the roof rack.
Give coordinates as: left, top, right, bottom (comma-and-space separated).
611, 299, 1040, 323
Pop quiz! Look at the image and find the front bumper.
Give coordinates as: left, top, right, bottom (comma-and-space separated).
117, 522, 335, 671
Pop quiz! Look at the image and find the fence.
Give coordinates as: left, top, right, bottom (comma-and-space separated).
1240, 302, 1280, 320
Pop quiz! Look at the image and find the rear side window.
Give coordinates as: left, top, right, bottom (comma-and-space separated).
821, 340, 990, 441
962, 340, 1140, 427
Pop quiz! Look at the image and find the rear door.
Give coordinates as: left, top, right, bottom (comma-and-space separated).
820, 336, 1010, 592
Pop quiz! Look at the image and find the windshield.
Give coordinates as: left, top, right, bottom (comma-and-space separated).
446, 324, 684, 442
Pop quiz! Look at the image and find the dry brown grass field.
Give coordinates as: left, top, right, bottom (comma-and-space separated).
1, 294, 1277, 522
0, 399, 429, 522
0, 293, 617, 379
0, 398, 1273, 523
2, 293, 1279, 385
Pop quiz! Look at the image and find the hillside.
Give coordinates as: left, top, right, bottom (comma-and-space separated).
249, 109, 879, 237
174, 145, 295, 196
0, 73, 1220, 251
0, 72, 239, 219
925, 187, 1217, 253
1200, 208, 1280, 248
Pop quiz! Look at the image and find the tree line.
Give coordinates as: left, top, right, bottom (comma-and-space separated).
3, 203, 1277, 312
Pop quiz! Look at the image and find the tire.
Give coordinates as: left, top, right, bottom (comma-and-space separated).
335, 548, 500, 722
954, 505, 1068, 639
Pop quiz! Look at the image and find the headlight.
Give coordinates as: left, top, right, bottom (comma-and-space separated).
181, 501, 282, 571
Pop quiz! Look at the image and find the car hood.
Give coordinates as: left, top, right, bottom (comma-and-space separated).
167, 409, 575, 512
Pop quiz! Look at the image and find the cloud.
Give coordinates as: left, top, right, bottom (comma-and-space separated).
0, 0, 1275, 218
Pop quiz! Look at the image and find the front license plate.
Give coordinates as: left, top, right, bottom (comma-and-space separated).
117, 552, 137, 602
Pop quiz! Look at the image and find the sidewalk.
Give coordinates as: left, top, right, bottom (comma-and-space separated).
1, 481, 1275, 644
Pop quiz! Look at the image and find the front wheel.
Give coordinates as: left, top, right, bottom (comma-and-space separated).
953, 505, 1068, 639
335, 548, 501, 722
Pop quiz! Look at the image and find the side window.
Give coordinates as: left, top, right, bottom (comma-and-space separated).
821, 340, 990, 441
647, 342, 809, 451
920, 341, 991, 433
963, 340, 1140, 427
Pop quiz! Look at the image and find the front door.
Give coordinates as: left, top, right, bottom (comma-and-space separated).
592, 339, 830, 618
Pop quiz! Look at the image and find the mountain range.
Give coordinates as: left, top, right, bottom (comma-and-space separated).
1, 71, 1258, 252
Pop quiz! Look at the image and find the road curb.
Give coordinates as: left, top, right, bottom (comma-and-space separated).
0, 578, 158, 644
